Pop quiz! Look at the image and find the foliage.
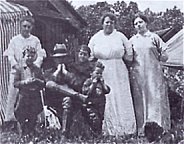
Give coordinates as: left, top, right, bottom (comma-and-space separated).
0, 123, 184, 144
76, 1, 184, 44
164, 67, 184, 98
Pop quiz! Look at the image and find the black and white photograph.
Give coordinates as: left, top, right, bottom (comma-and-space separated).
0, 0, 183, 143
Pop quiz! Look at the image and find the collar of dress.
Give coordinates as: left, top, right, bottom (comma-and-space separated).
20, 34, 32, 39
102, 29, 117, 36
136, 30, 152, 38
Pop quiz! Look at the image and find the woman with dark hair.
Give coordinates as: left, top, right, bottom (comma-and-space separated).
129, 14, 170, 141
88, 13, 136, 136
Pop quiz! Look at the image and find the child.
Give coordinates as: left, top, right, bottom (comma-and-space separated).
13, 46, 45, 136
82, 61, 110, 135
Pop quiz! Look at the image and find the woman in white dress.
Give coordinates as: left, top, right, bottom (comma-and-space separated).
88, 13, 136, 136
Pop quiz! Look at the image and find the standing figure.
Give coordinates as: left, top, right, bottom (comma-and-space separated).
3, 16, 46, 127
14, 47, 44, 136
129, 14, 170, 142
88, 13, 136, 135
82, 61, 110, 135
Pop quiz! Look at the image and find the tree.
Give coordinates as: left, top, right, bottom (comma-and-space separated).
75, 1, 184, 43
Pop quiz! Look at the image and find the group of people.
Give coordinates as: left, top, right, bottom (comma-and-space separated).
3, 12, 171, 142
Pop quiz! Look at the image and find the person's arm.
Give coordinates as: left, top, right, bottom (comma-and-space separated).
100, 77, 110, 94
34, 38, 47, 67
82, 79, 91, 95
121, 33, 133, 62
88, 36, 98, 62
14, 69, 35, 88
3, 39, 19, 69
85, 78, 98, 95
152, 34, 168, 62
46, 81, 87, 103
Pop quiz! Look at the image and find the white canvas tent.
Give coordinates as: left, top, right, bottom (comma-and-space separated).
0, 1, 31, 125
165, 28, 184, 68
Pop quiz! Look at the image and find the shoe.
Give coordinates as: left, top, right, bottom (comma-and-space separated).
144, 122, 164, 143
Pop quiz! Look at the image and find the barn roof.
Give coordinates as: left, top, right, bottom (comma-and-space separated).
7, 0, 87, 29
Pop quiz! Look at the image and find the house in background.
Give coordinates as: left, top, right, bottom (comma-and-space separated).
8, 0, 87, 58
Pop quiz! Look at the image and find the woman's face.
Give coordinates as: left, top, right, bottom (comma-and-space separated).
134, 17, 147, 33
103, 16, 115, 35
21, 20, 33, 38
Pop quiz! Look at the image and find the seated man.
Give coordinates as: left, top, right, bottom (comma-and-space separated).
43, 44, 87, 139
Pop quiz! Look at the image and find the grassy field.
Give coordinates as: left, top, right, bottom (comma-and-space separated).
1, 68, 183, 144
0, 119, 183, 144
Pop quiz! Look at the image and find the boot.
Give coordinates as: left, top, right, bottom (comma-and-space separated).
61, 109, 71, 138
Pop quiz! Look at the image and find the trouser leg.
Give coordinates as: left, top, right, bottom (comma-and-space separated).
82, 105, 102, 135
61, 97, 72, 137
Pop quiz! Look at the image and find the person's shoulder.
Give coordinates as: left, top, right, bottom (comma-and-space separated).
149, 31, 160, 38
115, 30, 128, 39
30, 34, 40, 42
91, 30, 103, 39
129, 34, 138, 41
116, 30, 125, 35
146, 31, 161, 41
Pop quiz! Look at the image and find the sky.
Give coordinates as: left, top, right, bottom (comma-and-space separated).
68, 0, 184, 12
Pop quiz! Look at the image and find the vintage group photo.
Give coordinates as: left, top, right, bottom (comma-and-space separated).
0, 0, 183, 143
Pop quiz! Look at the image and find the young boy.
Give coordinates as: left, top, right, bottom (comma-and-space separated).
82, 61, 110, 135
13, 46, 45, 136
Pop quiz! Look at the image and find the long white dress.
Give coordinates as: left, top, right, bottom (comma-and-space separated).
88, 30, 136, 136
129, 31, 170, 132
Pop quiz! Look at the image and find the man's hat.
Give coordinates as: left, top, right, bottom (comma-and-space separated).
52, 44, 68, 57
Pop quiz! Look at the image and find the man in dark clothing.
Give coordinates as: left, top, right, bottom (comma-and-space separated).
43, 44, 87, 138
